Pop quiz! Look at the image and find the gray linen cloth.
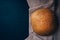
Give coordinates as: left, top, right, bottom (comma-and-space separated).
25, 0, 60, 40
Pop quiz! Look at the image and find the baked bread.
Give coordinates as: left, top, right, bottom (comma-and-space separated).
31, 8, 57, 36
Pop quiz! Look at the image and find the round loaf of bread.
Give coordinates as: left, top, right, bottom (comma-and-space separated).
31, 8, 57, 36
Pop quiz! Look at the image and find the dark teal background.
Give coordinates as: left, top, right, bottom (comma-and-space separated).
0, 0, 29, 40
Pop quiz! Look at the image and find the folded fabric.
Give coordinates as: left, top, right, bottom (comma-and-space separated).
25, 0, 60, 40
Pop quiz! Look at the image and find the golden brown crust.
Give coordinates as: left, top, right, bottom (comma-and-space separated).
31, 8, 56, 36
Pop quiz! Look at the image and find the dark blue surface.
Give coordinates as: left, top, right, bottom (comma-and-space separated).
0, 0, 29, 40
